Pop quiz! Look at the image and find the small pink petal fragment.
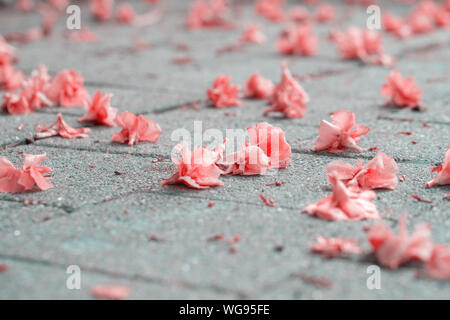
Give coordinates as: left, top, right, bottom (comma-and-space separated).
265, 62, 309, 119
244, 73, 274, 99
311, 235, 361, 258
426, 245, 450, 280
367, 214, 433, 269
207, 75, 241, 108
315, 4, 335, 23
426, 148, 450, 188
112, 111, 162, 146
162, 142, 224, 189
78, 90, 117, 126
91, 285, 130, 300
411, 194, 432, 203
35, 113, 91, 139
254, 0, 285, 22
315, 110, 369, 153
381, 70, 422, 108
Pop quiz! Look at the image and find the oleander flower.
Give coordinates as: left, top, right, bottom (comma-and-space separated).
207, 75, 241, 108
315, 110, 369, 153
78, 90, 118, 126
244, 73, 274, 99
112, 111, 162, 146
381, 70, 422, 108
426, 148, 450, 188
45, 69, 90, 107
35, 113, 91, 139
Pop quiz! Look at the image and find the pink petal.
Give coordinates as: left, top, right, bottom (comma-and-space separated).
91, 285, 130, 300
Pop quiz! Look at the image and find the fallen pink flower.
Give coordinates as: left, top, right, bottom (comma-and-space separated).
265, 62, 309, 119
239, 24, 266, 44
426, 148, 450, 188
218, 144, 270, 175
17, 0, 34, 12
0, 64, 24, 90
382, 12, 411, 39
0, 36, 15, 66
315, 110, 369, 153
333, 27, 384, 62
186, 0, 233, 29
35, 113, 91, 139
247, 122, 291, 169
254, 0, 285, 22
259, 193, 275, 207
425, 244, 450, 279
381, 70, 422, 108
20, 64, 53, 110
244, 73, 274, 99
311, 235, 361, 258
303, 174, 380, 221
315, 4, 335, 23
326, 152, 398, 190
45, 69, 89, 107
1, 92, 33, 114
112, 111, 162, 146
0, 154, 53, 193
367, 214, 433, 269
277, 24, 317, 56
207, 75, 241, 108
91, 285, 130, 300
162, 142, 224, 189
116, 3, 136, 24
91, 0, 114, 21
78, 90, 117, 126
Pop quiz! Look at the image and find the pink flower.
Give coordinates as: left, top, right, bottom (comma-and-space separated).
20, 64, 53, 110
116, 4, 136, 24
0, 64, 24, 90
207, 75, 241, 108
367, 215, 433, 269
218, 144, 270, 176
0, 36, 15, 66
265, 62, 309, 119
244, 73, 274, 99
186, 0, 232, 29
425, 244, 450, 279
247, 122, 291, 169
315, 4, 335, 23
162, 142, 224, 189
78, 90, 117, 126
277, 24, 317, 56
407, 10, 435, 35
303, 174, 380, 221
45, 69, 89, 107
0, 154, 53, 193
1, 92, 33, 114
426, 148, 450, 188
17, 0, 34, 12
254, 0, 285, 22
334, 27, 383, 61
326, 152, 398, 190
91, 0, 114, 21
315, 110, 369, 153
35, 113, 91, 139
311, 235, 361, 258
112, 111, 162, 146
239, 24, 266, 44
91, 285, 130, 300
380, 70, 422, 108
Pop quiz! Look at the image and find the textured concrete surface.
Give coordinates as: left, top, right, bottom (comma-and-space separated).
0, 0, 449, 299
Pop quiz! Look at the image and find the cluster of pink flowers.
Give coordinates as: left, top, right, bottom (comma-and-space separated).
382, 1, 450, 39
207, 63, 309, 119
163, 122, 291, 189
